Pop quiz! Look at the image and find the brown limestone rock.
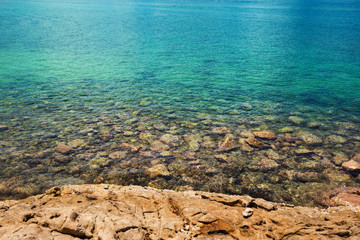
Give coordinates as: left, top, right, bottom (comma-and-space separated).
0, 185, 359, 240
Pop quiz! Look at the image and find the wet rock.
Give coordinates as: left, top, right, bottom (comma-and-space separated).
0, 125, 9, 131
296, 172, 319, 182
94, 176, 104, 184
239, 138, 254, 152
160, 151, 172, 157
153, 123, 168, 130
317, 187, 360, 208
218, 134, 237, 152
323, 169, 351, 182
239, 130, 254, 138
279, 170, 297, 181
139, 100, 151, 106
211, 126, 230, 135
214, 155, 229, 163
89, 158, 110, 169
246, 137, 268, 149
342, 160, 360, 172
54, 153, 71, 163
121, 143, 142, 152
183, 152, 196, 159
295, 148, 313, 155
299, 161, 321, 171
123, 131, 135, 136
124, 118, 138, 125
201, 139, 216, 149
257, 158, 279, 171
196, 113, 210, 119
353, 153, 360, 161
300, 133, 323, 145
188, 141, 200, 152
284, 134, 296, 142
145, 164, 170, 178
67, 139, 86, 148
326, 135, 347, 144
289, 116, 305, 125
30, 149, 52, 159
160, 134, 180, 144
278, 127, 293, 133
55, 144, 73, 155
139, 132, 155, 142
139, 151, 155, 158
332, 155, 348, 166
253, 131, 276, 140
308, 122, 322, 128
108, 151, 127, 160
266, 149, 281, 160
240, 102, 253, 110
242, 208, 253, 218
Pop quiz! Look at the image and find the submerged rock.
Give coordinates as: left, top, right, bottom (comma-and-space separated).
246, 137, 268, 149
0, 125, 9, 131
342, 160, 360, 172
218, 134, 237, 152
145, 164, 170, 178
332, 155, 348, 166
289, 116, 305, 125
296, 172, 319, 182
317, 187, 360, 208
211, 126, 230, 135
295, 148, 313, 155
323, 169, 351, 182
160, 134, 180, 144
55, 144, 73, 155
67, 139, 86, 148
253, 131, 276, 140
258, 158, 279, 171
266, 149, 281, 160
326, 135, 347, 144
186, 140, 198, 152
300, 133, 323, 145
239, 138, 254, 152
278, 127, 293, 133
89, 157, 110, 169
108, 151, 127, 160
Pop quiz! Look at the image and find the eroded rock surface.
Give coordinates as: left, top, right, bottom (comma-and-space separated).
0, 184, 359, 240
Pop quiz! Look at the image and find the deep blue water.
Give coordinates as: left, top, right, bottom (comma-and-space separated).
0, 0, 360, 205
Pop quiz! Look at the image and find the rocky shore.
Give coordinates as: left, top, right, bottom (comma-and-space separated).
0, 184, 359, 239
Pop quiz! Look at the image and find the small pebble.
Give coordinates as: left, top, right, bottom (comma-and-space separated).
242, 208, 254, 218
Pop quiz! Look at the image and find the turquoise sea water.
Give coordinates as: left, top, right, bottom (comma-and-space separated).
1, 0, 360, 205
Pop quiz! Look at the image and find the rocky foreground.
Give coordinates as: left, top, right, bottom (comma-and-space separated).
0, 185, 359, 240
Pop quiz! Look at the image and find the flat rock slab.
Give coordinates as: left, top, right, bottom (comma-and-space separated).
0, 184, 359, 240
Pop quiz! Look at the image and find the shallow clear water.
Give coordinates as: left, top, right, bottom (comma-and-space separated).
1, 0, 360, 206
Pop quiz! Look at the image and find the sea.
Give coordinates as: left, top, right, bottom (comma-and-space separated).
1, 0, 360, 206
